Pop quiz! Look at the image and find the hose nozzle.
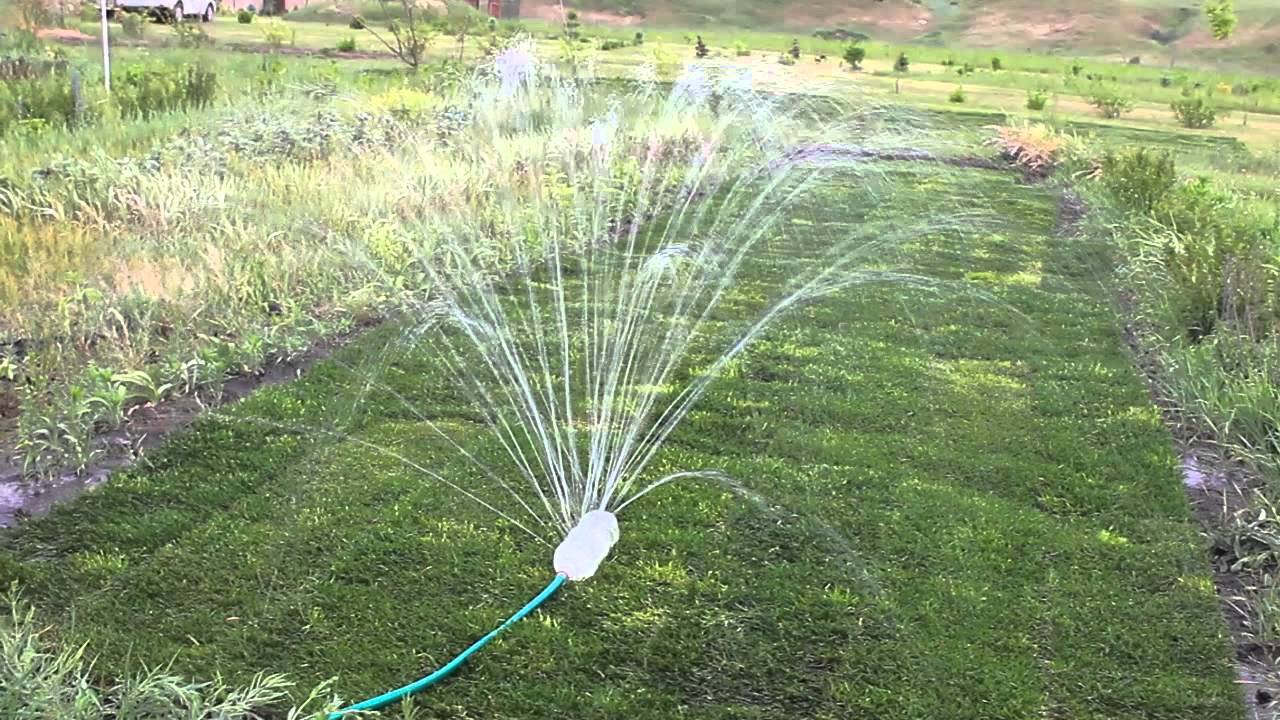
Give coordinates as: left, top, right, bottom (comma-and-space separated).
553, 510, 619, 581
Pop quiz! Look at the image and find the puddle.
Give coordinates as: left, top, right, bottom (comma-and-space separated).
1182, 453, 1228, 491
0, 470, 109, 528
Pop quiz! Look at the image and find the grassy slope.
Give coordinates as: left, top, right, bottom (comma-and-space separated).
0, 167, 1237, 718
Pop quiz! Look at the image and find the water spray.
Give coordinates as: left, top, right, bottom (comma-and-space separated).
329, 513, 619, 717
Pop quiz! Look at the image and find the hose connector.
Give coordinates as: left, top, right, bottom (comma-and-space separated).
553, 510, 619, 581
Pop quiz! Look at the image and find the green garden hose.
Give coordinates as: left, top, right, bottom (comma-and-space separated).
328, 573, 568, 718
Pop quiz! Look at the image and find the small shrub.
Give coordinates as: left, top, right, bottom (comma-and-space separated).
336, 35, 357, 52
171, 22, 212, 48
259, 17, 289, 49
1026, 87, 1049, 110
894, 52, 909, 73
1128, 55, 1142, 65
632, 31, 643, 46
349, 15, 365, 29
121, 12, 145, 39
734, 41, 750, 57
1070, 62, 1083, 77
949, 85, 966, 103
1089, 85, 1134, 119
990, 56, 1002, 71
842, 43, 864, 70
986, 122, 1071, 176
1171, 95, 1218, 129
940, 57, 955, 67
1160, 75, 1174, 88
695, 35, 709, 59
1099, 147, 1177, 214
237, 8, 254, 23
599, 38, 625, 51
789, 38, 800, 60
778, 53, 796, 66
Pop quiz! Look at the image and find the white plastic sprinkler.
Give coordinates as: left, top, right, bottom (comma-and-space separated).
553, 510, 620, 581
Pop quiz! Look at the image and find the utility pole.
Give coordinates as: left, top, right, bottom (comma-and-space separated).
99, 0, 112, 93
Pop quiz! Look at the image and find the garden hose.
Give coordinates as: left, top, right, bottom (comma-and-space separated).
328, 573, 568, 719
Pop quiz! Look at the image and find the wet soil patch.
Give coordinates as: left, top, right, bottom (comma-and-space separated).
0, 319, 379, 529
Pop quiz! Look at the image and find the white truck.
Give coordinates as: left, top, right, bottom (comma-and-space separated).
109, 0, 218, 23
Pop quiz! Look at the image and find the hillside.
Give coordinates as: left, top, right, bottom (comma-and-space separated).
525, 0, 1280, 70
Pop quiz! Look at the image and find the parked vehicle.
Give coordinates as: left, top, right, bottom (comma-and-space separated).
110, 0, 217, 23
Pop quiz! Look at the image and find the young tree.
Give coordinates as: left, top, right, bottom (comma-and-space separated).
1205, 0, 1237, 41
446, 0, 485, 62
565, 9, 581, 40
361, 0, 437, 69
842, 43, 865, 70
694, 34, 708, 58
789, 38, 800, 60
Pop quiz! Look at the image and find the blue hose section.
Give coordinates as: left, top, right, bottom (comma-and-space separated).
328, 573, 568, 719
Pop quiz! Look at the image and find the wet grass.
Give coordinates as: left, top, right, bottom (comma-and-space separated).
0, 167, 1239, 718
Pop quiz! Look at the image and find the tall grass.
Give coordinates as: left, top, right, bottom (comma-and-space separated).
1, 586, 337, 718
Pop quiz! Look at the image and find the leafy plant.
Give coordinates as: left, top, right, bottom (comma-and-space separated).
362, 0, 437, 69
986, 121, 1075, 176
348, 14, 365, 29
237, 8, 254, 23
1026, 87, 1049, 110
842, 43, 864, 70
171, 22, 212, 49
632, 31, 643, 46
121, 12, 146, 38
733, 40, 750, 57
1088, 85, 1134, 118
1171, 94, 1218, 129
695, 35, 709, 59
1099, 147, 1177, 214
789, 38, 800, 60
337, 35, 357, 52
1206, 0, 1237, 40
893, 52, 909, 73
948, 85, 966, 104
259, 17, 291, 50
990, 56, 1002, 71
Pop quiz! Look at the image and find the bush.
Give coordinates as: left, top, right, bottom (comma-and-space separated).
599, 38, 625, 51
1099, 147, 1177, 214
336, 35, 357, 52
113, 63, 218, 119
237, 8, 254, 23
990, 56, 1002, 71
842, 43, 865, 70
734, 41, 750, 57
171, 22, 212, 48
894, 52, 909, 73
949, 86, 966, 103
0, 71, 93, 134
1171, 95, 1218, 129
695, 35, 709, 58
789, 38, 800, 60
349, 15, 365, 29
1089, 85, 1134, 118
1026, 87, 1049, 111
633, 31, 643, 46
986, 122, 1071, 176
121, 12, 145, 39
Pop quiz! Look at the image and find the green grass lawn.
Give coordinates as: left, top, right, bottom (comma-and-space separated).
0, 162, 1239, 717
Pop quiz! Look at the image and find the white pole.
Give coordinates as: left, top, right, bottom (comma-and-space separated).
99, 0, 111, 93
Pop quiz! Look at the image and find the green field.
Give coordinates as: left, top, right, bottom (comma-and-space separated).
0, 164, 1240, 718
4, 3, 1280, 718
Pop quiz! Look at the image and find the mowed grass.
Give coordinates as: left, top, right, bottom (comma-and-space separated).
0, 167, 1238, 718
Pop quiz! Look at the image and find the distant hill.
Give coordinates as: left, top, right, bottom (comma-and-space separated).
523, 0, 1280, 71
